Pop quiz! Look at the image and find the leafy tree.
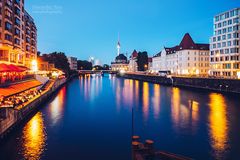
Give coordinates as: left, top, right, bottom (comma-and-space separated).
137, 51, 148, 71
93, 65, 104, 71
103, 64, 110, 70
77, 60, 93, 70
42, 52, 70, 75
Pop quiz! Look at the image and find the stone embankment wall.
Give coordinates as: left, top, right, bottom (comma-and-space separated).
0, 78, 66, 138
119, 73, 240, 94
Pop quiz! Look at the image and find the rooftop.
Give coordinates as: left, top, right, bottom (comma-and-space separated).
154, 33, 209, 56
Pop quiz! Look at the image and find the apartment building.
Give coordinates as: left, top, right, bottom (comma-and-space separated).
0, 0, 37, 68
68, 57, 78, 70
210, 8, 240, 78
152, 33, 210, 75
128, 50, 138, 72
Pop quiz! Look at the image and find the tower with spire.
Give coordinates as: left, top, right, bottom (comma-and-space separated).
117, 34, 120, 56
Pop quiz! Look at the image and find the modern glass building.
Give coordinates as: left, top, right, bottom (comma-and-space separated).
210, 8, 240, 78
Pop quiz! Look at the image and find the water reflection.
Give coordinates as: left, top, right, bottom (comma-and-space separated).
171, 88, 181, 129
190, 100, 199, 133
143, 82, 149, 120
79, 75, 103, 101
134, 80, 139, 105
21, 112, 46, 160
171, 88, 200, 133
209, 93, 229, 158
153, 84, 161, 118
49, 86, 66, 125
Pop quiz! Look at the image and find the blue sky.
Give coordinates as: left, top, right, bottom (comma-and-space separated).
26, 0, 239, 64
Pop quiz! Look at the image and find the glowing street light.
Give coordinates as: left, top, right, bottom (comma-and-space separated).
31, 60, 38, 72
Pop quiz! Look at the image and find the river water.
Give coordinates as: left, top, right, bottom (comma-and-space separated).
1, 75, 240, 160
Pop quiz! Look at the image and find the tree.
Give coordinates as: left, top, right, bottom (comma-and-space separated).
93, 65, 104, 71
103, 64, 110, 70
42, 52, 70, 75
77, 60, 93, 70
137, 51, 148, 71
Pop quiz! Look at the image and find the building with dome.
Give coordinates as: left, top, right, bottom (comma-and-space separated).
111, 53, 129, 71
111, 38, 129, 71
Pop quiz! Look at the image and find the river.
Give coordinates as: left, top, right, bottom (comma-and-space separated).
1, 75, 240, 160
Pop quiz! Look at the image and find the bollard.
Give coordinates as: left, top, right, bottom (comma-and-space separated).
145, 139, 154, 150
132, 141, 140, 150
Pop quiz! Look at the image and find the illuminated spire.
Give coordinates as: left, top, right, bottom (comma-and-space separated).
117, 33, 120, 55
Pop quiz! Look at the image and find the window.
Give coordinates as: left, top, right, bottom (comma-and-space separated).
5, 22, 12, 31
230, 10, 234, 17
14, 38, 20, 45
220, 49, 224, 54
222, 35, 226, 40
228, 41, 232, 46
15, 7, 20, 17
233, 18, 239, 24
223, 21, 227, 27
228, 19, 232, 25
227, 34, 231, 39
16, 0, 20, 4
15, 17, 20, 26
233, 33, 239, 38
225, 12, 229, 19
223, 28, 227, 33
225, 49, 229, 54
5, 34, 12, 41
222, 42, 226, 47
213, 37, 216, 42
233, 40, 239, 46
233, 25, 239, 31
228, 27, 233, 32
26, 37, 30, 43
213, 44, 216, 49
15, 28, 20, 36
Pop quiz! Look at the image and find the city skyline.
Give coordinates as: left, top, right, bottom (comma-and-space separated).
25, 0, 239, 64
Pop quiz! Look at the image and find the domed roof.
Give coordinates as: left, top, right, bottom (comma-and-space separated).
115, 54, 127, 61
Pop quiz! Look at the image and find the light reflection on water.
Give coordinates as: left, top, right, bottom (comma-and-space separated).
20, 112, 46, 160
1, 76, 239, 160
49, 86, 66, 125
142, 82, 149, 121
153, 84, 160, 119
208, 93, 229, 159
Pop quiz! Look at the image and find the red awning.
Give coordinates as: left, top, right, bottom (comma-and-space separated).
0, 64, 11, 72
0, 80, 42, 97
8, 64, 25, 72
0, 64, 27, 72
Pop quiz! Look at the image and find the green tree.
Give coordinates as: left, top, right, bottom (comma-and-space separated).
77, 60, 93, 70
103, 64, 110, 70
42, 52, 70, 75
93, 65, 104, 71
137, 51, 148, 71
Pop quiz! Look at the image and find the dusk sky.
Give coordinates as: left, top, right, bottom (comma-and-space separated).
26, 0, 239, 64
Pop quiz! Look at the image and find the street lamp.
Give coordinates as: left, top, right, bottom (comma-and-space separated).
31, 60, 38, 73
